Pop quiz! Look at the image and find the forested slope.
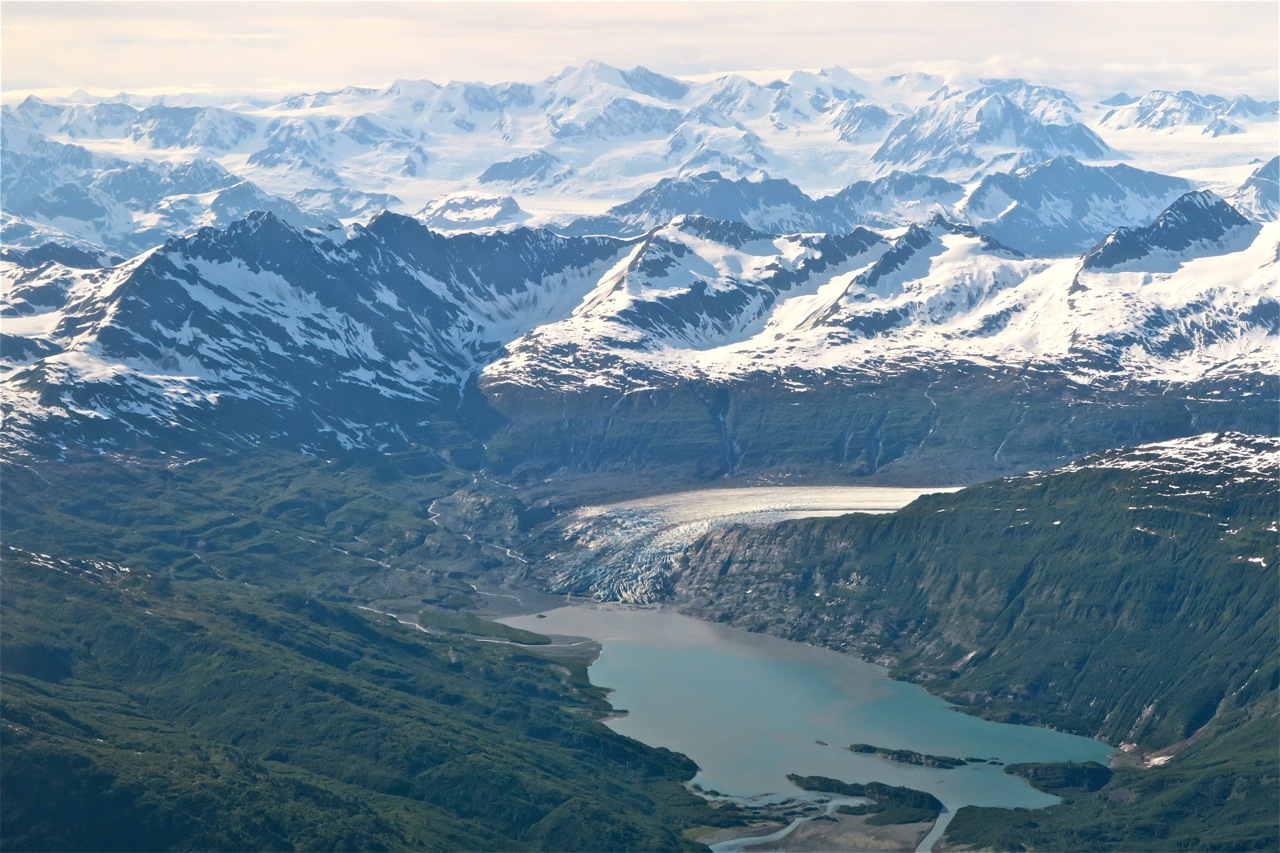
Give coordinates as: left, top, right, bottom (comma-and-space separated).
670, 434, 1278, 850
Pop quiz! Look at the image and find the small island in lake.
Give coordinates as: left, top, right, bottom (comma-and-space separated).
1005, 761, 1112, 794
847, 743, 970, 769
786, 774, 943, 824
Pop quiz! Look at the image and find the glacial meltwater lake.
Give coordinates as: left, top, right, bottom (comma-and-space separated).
501, 604, 1115, 849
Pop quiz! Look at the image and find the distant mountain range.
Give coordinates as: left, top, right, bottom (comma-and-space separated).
1099, 89, 1279, 134
3, 63, 1275, 257
2, 64, 1276, 477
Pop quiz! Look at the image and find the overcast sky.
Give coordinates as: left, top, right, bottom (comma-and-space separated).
3, 1, 1278, 101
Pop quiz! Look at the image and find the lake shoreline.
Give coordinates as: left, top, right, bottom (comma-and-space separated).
517, 600, 1115, 754
501, 601, 1114, 851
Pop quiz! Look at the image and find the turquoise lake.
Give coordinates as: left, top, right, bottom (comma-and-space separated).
502, 604, 1115, 824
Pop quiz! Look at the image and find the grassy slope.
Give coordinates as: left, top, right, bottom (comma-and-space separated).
944, 706, 1279, 852
0, 452, 736, 851
1, 555, 732, 851
0, 447, 510, 605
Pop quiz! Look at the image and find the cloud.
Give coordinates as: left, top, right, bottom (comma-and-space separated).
2, 1, 1276, 98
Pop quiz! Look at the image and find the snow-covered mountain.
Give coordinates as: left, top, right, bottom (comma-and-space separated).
1099, 89, 1279, 133
1081, 190, 1257, 271
1, 123, 335, 255
560, 172, 835, 236
559, 170, 970, 238
557, 162, 1191, 248
871, 80, 1114, 177
3, 201, 1274, 456
3, 64, 1276, 462
1, 213, 630, 448
485, 202, 1277, 393
962, 156, 1194, 255
1228, 157, 1280, 221
819, 171, 965, 229
416, 193, 529, 231
7, 64, 1273, 258
14, 197, 1259, 448
293, 187, 401, 220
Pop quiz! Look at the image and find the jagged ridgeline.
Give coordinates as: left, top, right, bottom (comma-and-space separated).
4, 66, 1277, 481
5, 66, 1276, 258
4, 202, 1276, 484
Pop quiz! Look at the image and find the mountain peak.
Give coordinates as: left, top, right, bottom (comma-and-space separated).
962, 156, 1194, 256
1168, 189, 1230, 211
1083, 191, 1254, 270
1036, 153, 1084, 170
785, 66, 869, 99
872, 79, 1109, 177
1152, 190, 1251, 235
239, 208, 285, 229
362, 209, 432, 241
923, 213, 1024, 256
619, 65, 689, 100
553, 60, 627, 90
381, 78, 443, 99
417, 193, 527, 231
1228, 155, 1280, 221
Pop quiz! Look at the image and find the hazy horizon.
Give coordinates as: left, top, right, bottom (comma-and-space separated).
3, 1, 1278, 102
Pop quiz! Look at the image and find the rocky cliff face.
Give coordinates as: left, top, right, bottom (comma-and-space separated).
477, 368, 1276, 487
664, 434, 1279, 751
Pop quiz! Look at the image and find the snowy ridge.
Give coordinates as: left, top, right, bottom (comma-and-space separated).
6, 201, 1274, 451
484, 208, 1279, 392
1056, 432, 1280, 483
871, 80, 1112, 178
561, 171, 833, 237
416, 193, 529, 231
560, 170, 967, 238
962, 156, 1194, 255
0, 121, 336, 256
1, 213, 632, 448
1228, 157, 1280, 222
1099, 90, 1279, 133
5, 64, 1275, 257
1081, 190, 1257, 272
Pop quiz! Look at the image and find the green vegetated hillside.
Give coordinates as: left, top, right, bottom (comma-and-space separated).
0, 446, 536, 608
945, 710, 1278, 851
5, 431, 1277, 851
0, 555, 731, 852
0, 453, 736, 852
672, 435, 1279, 850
